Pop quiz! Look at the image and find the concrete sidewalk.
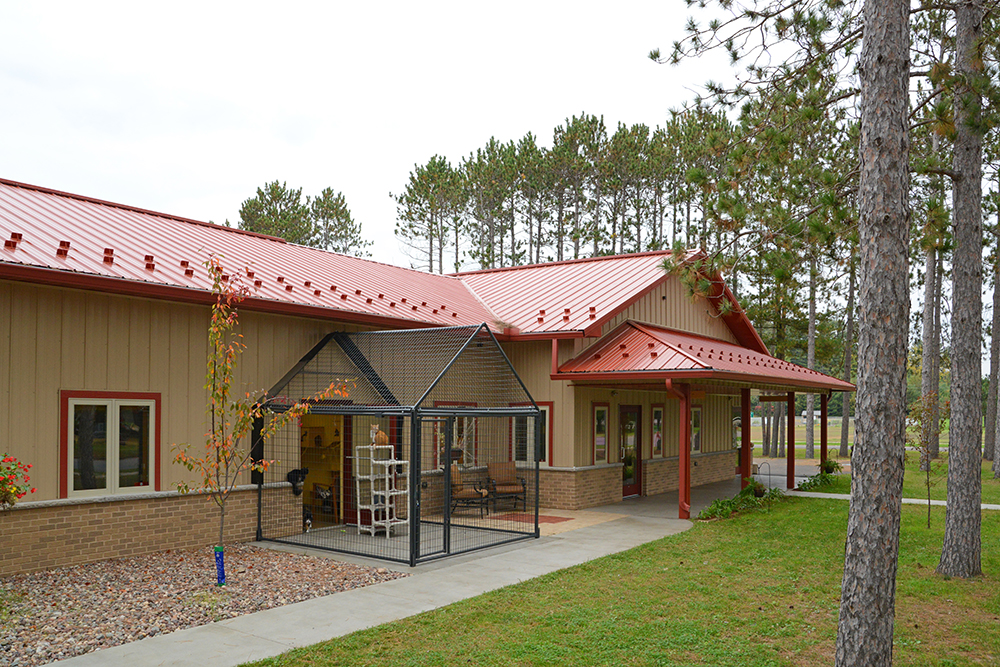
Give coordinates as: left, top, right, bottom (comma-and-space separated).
787, 489, 1000, 510
50, 482, 745, 667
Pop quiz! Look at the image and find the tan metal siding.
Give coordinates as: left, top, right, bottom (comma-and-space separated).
501, 340, 576, 468
602, 277, 737, 343
2, 280, 339, 500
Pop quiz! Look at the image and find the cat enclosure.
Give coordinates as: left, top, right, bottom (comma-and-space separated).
254, 324, 543, 566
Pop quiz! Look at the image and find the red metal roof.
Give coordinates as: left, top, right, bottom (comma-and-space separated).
458, 252, 673, 336
557, 321, 854, 392
457, 252, 768, 352
0, 178, 498, 329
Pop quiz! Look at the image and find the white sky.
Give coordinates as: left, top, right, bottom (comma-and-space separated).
0, 0, 731, 269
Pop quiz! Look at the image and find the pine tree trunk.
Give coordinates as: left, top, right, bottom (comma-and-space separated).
835, 0, 910, 659
920, 245, 937, 472
938, 0, 984, 579
840, 258, 855, 458
986, 244, 999, 461
806, 257, 817, 459
762, 410, 771, 457
777, 402, 785, 458
930, 250, 943, 459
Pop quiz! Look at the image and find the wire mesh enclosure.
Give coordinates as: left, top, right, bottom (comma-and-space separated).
256, 324, 543, 566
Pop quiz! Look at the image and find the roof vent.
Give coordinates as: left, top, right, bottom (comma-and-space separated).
648, 342, 655, 348
537, 317, 544, 323
650, 351, 658, 358
253, 278, 261, 288
340, 293, 348, 300
355, 289, 362, 295
103, 248, 115, 264
622, 352, 629, 358
221, 274, 229, 283
564, 308, 571, 314
10, 232, 22, 241
285, 284, 293, 292
390, 302, 396, 307
57, 240, 71, 258
180, 260, 189, 268
538, 309, 545, 316
619, 343, 627, 349
304, 280, 311, 288
378, 293, 384, 299
314, 289, 322, 297
277, 276, 285, 283
452, 313, 458, 317
330, 285, 337, 291
412, 305, 418, 311
589, 306, 596, 313
246, 269, 254, 278
186, 268, 196, 278
366, 298, 373, 304
563, 315, 570, 322
145, 255, 156, 271
433, 309, 438, 314
594, 353, 601, 359
422, 301, 427, 307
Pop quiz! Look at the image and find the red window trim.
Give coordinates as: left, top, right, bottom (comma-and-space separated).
509, 402, 554, 463
592, 402, 610, 466
59, 390, 162, 498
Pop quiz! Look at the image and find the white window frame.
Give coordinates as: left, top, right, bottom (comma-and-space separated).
67, 397, 156, 498
513, 404, 551, 465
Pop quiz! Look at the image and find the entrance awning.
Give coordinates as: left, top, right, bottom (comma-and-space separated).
553, 321, 854, 394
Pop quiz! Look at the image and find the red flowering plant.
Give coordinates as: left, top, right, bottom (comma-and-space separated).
1, 454, 36, 509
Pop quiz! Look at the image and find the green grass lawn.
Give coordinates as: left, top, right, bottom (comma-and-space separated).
807, 452, 1000, 505
245, 499, 1000, 667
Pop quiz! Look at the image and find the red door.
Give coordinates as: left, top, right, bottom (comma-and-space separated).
620, 405, 641, 497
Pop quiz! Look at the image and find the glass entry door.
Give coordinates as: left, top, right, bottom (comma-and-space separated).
620, 405, 641, 497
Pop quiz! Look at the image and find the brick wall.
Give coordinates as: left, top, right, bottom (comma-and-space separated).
538, 465, 621, 510
0, 488, 292, 578
643, 451, 737, 496
535, 452, 737, 511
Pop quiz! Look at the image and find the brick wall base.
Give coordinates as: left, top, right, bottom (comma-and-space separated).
0, 487, 290, 578
538, 451, 737, 511
644, 450, 737, 496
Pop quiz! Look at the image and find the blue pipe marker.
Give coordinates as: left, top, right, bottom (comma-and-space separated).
214, 546, 226, 586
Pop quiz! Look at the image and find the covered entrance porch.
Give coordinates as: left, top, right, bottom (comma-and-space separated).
554, 321, 855, 519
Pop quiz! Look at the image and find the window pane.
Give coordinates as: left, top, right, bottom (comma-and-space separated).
514, 417, 528, 461
74, 404, 108, 491
118, 405, 151, 488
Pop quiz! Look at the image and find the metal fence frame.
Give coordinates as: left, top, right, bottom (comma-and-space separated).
255, 324, 543, 566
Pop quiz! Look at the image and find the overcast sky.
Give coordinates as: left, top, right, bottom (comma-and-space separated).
0, 1, 730, 269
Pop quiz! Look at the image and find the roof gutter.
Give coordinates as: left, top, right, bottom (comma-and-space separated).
549, 367, 855, 393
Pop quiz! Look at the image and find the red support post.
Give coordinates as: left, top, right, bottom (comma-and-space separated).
820, 393, 829, 466
678, 383, 692, 519
741, 388, 752, 489
787, 392, 796, 490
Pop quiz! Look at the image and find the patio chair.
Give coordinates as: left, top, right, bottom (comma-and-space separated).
450, 464, 489, 517
487, 461, 527, 513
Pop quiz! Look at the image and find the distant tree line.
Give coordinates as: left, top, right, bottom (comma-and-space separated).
237, 181, 371, 257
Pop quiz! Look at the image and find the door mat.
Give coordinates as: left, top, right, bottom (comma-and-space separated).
496, 513, 572, 524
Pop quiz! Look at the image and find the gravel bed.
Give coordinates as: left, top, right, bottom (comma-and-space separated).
0, 543, 407, 666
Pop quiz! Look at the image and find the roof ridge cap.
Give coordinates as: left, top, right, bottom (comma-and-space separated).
452, 250, 674, 276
